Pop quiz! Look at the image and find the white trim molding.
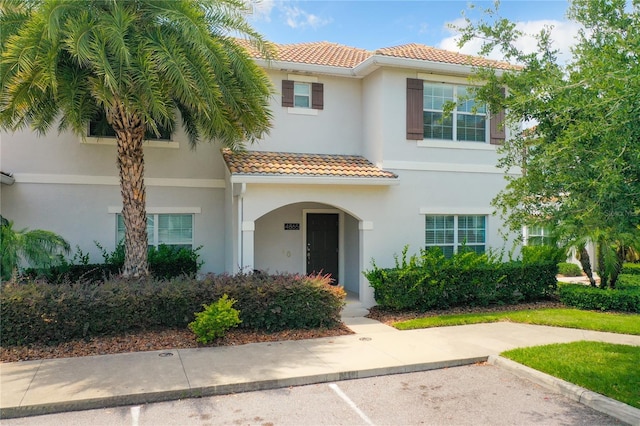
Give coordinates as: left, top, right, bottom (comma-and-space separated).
416, 140, 496, 151
359, 221, 374, 231
287, 74, 318, 83
241, 221, 255, 232
420, 207, 493, 215
383, 160, 519, 176
108, 206, 202, 214
13, 173, 225, 188
81, 137, 180, 149
229, 175, 398, 186
287, 107, 319, 116
417, 72, 483, 86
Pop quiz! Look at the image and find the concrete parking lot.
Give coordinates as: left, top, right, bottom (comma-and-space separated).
2, 364, 622, 426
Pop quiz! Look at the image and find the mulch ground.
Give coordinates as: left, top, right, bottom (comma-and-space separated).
1, 300, 564, 363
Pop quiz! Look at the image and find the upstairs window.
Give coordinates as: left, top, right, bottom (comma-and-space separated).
282, 80, 324, 110
425, 215, 486, 257
407, 78, 505, 144
423, 83, 486, 143
294, 82, 311, 108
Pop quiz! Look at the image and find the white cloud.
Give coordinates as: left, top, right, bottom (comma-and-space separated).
282, 5, 331, 29
438, 17, 583, 65
248, 0, 276, 22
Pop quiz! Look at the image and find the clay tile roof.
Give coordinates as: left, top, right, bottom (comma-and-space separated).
222, 150, 397, 179
376, 43, 516, 70
275, 42, 371, 68
236, 39, 371, 68
235, 39, 516, 70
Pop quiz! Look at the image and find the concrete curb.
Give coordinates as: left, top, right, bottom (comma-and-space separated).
488, 355, 640, 426
0, 357, 486, 419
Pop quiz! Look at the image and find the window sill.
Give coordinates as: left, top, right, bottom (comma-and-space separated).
417, 140, 496, 151
287, 107, 318, 116
81, 137, 180, 149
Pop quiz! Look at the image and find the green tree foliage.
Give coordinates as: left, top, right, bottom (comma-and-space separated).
0, 0, 273, 277
456, 0, 640, 288
0, 215, 70, 281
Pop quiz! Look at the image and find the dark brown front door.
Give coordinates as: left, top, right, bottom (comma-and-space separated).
306, 213, 339, 282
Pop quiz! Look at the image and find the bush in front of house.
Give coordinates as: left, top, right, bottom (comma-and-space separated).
557, 262, 583, 277
557, 281, 640, 313
0, 272, 345, 347
364, 246, 558, 311
24, 244, 202, 283
622, 263, 640, 276
205, 272, 345, 331
617, 274, 640, 290
188, 294, 242, 343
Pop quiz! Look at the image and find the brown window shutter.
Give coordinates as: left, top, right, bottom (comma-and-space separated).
312, 83, 324, 110
282, 80, 294, 107
406, 78, 424, 140
490, 88, 506, 145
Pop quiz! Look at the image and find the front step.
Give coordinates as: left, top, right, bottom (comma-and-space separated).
341, 300, 370, 318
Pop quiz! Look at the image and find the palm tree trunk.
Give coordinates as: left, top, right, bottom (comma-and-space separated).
597, 242, 608, 289
608, 246, 626, 289
109, 103, 149, 278
577, 246, 597, 287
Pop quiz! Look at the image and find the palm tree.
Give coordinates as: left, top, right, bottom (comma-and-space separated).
0, 0, 273, 277
0, 215, 70, 281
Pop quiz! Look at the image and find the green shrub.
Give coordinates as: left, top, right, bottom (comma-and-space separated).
148, 245, 203, 280
618, 274, 640, 290
522, 245, 566, 264
203, 272, 345, 331
557, 262, 582, 277
188, 295, 241, 343
364, 246, 557, 310
622, 263, 640, 275
0, 272, 345, 346
557, 283, 640, 313
25, 244, 202, 283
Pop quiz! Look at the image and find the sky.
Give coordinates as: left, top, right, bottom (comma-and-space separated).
246, 0, 581, 63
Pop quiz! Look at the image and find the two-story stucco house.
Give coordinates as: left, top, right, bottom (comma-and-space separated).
0, 41, 518, 307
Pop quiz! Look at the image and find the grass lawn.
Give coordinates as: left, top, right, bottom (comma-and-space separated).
502, 341, 640, 409
393, 308, 640, 335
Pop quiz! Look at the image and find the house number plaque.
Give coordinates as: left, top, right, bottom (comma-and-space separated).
284, 223, 300, 230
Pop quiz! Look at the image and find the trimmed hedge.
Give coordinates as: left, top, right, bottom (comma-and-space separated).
557, 262, 582, 277
622, 263, 640, 276
365, 248, 557, 311
557, 283, 640, 313
25, 245, 201, 283
0, 273, 345, 346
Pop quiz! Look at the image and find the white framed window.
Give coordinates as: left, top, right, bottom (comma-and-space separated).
117, 213, 194, 249
423, 83, 487, 143
525, 226, 551, 246
425, 215, 486, 257
89, 110, 172, 141
294, 82, 311, 108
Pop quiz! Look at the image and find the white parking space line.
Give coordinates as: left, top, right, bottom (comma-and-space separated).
328, 383, 375, 426
130, 406, 141, 426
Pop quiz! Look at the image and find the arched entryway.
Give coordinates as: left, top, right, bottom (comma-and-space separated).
253, 202, 361, 296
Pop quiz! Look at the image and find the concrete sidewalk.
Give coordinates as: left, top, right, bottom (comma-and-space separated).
2, 317, 640, 423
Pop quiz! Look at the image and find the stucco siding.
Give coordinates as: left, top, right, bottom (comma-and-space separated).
256, 70, 363, 155
0, 176, 226, 274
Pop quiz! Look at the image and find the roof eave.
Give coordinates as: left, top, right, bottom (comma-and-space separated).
353, 55, 508, 77
229, 174, 399, 186
255, 59, 358, 78
255, 56, 509, 79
